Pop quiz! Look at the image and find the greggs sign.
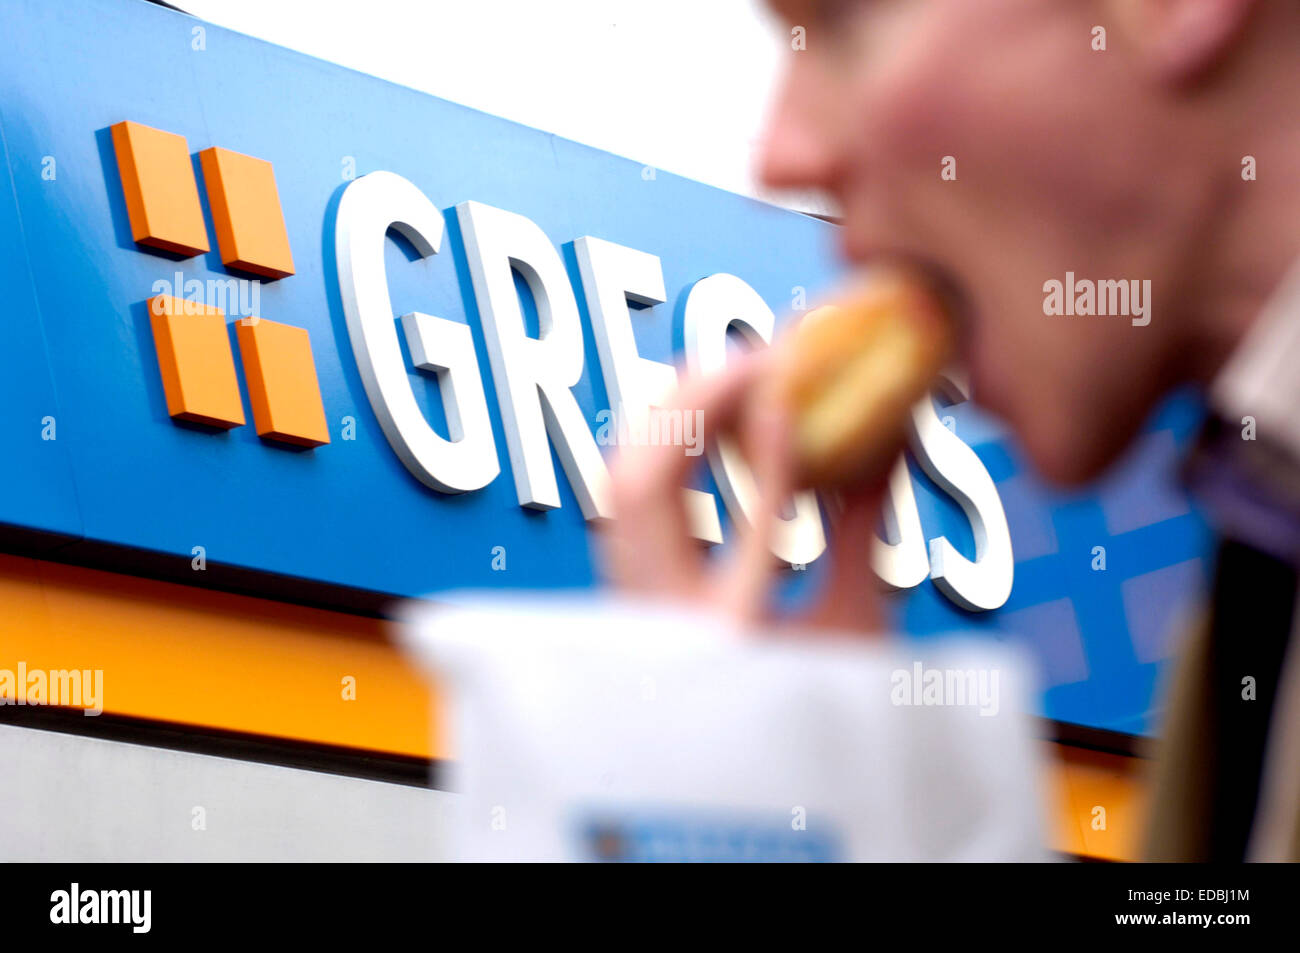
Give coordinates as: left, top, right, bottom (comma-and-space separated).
107, 109, 1016, 611
0, 0, 1212, 732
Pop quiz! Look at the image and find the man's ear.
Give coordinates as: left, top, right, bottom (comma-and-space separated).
1107, 0, 1260, 84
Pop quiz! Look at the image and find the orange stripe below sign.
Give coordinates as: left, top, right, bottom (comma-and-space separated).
0, 552, 1146, 859
0, 553, 441, 759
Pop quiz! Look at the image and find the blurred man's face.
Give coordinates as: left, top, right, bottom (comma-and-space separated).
759, 0, 1207, 484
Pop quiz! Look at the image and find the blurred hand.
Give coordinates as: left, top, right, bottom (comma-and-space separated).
603, 350, 888, 635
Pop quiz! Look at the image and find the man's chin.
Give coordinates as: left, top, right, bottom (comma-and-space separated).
1022, 422, 1136, 489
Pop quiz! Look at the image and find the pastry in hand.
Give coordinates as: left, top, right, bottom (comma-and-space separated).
770, 266, 954, 488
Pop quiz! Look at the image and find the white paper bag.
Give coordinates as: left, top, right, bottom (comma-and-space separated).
402, 594, 1047, 862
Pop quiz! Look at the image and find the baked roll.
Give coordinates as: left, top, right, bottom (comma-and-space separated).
770, 266, 953, 488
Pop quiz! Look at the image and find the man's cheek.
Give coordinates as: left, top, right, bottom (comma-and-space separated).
857, 68, 973, 174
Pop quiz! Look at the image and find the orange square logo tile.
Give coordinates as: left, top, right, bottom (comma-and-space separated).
200, 147, 295, 280
236, 319, 330, 447
119, 122, 325, 449
148, 295, 245, 429
110, 121, 209, 257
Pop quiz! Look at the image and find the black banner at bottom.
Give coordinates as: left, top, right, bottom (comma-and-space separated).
0, 861, 1285, 940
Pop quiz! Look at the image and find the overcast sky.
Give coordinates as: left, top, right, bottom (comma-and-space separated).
179, 0, 829, 214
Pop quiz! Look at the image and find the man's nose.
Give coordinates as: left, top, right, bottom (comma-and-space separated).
755, 70, 843, 195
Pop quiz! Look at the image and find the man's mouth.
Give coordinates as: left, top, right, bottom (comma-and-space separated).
836, 234, 972, 349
